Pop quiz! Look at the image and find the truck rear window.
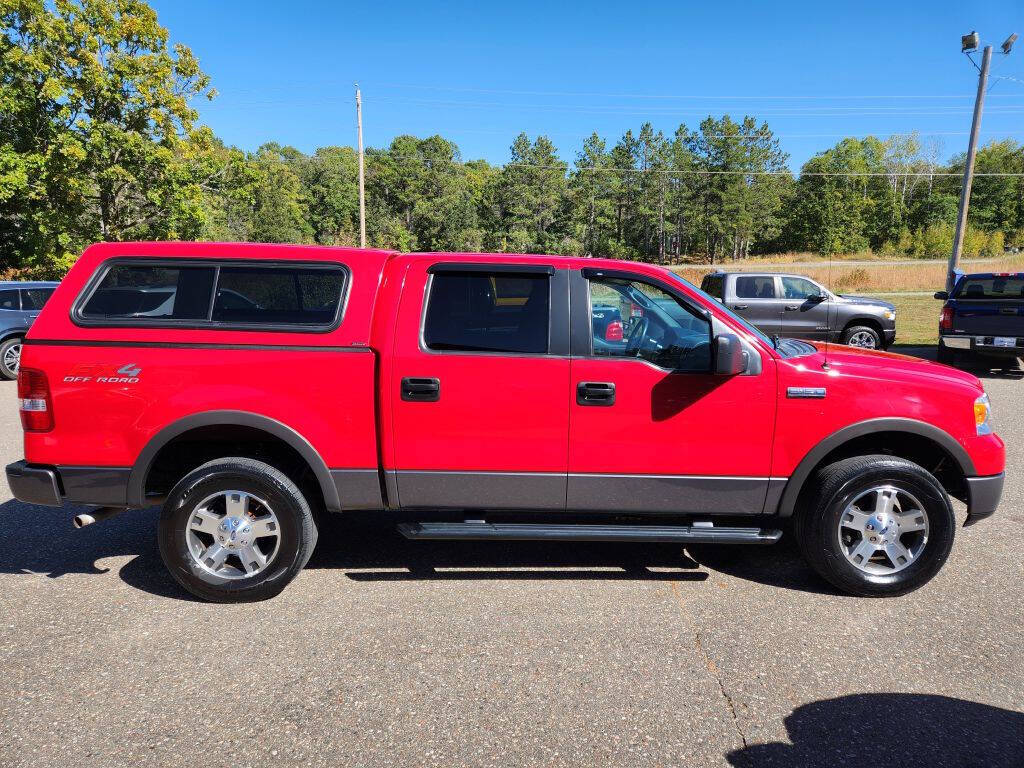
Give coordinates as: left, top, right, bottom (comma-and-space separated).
956, 277, 1024, 300
77, 261, 347, 329
423, 272, 550, 354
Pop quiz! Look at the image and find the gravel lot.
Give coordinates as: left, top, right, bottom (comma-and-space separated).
1, 356, 1022, 767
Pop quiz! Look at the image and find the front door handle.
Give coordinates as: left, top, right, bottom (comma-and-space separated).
577, 381, 616, 406
401, 377, 440, 402
784, 305, 799, 311
733, 304, 748, 310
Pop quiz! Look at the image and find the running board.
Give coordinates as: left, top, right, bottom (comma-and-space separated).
397, 521, 782, 545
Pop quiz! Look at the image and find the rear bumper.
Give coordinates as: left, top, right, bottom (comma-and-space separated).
940, 333, 1024, 356
964, 472, 1004, 526
6, 461, 61, 506
5, 461, 130, 507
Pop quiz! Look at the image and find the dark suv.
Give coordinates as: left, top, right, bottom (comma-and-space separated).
701, 272, 896, 349
0, 281, 58, 380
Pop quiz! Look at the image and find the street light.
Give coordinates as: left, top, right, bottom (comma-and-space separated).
946, 31, 1016, 291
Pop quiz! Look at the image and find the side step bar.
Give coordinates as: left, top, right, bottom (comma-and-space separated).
397, 521, 782, 545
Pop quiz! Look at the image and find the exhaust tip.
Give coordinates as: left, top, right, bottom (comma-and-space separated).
72, 507, 123, 529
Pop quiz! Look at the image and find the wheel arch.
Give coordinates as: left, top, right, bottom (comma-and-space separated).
776, 418, 975, 517
841, 316, 884, 336
127, 411, 341, 511
0, 328, 28, 343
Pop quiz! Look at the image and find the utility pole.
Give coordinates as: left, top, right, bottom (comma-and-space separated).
947, 44, 991, 291
356, 83, 366, 248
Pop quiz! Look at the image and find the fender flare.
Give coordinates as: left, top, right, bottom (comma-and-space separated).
127, 410, 341, 511
776, 417, 976, 517
0, 328, 29, 343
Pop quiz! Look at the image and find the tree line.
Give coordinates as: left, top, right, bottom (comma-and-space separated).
2, 0, 1022, 278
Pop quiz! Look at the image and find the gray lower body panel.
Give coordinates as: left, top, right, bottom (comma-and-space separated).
59, 466, 131, 506
393, 471, 566, 511
330, 469, 385, 510
567, 473, 776, 515
391, 471, 783, 515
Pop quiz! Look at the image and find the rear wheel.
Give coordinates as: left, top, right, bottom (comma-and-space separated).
841, 325, 882, 350
158, 457, 318, 602
795, 455, 954, 597
0, 337, 22, 380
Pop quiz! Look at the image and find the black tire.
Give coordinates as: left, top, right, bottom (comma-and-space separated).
795, 455, 955, 597
0, 336, 22, 380
158, 457, 318, 602
840, 325, 882, 350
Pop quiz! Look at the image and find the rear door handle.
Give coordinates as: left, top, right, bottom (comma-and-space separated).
733, 304, 748, 310
401, 377, 440, 402
577, 381, 616, 406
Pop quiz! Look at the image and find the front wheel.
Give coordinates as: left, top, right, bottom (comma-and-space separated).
795, 455, 955, 597
0, 337, 22, 380
158, 457, 318, 602
841, 325, 882, 350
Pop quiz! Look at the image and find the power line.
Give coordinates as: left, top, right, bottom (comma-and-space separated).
504, 163, 1024, 177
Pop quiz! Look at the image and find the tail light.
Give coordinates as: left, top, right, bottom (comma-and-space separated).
939, 307, 954, 331
18, 368, 53, 432
605, 320, 624, 341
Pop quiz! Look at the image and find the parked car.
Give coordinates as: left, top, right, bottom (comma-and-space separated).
935, 271, 1024, 368
0, 281, 59, 380
6, 243, 1004, 602
701, 272, 896, 349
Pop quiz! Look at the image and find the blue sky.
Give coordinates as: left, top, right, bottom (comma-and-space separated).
150, 0, 1024, 171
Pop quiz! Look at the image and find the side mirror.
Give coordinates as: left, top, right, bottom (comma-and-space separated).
714, 333, 746, 375
811, 291, 828, 302
934, 291, 949, 301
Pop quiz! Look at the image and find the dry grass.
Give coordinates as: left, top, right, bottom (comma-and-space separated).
671, 255, 1024, 295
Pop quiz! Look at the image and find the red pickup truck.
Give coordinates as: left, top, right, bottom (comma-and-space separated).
6, 242, 1005, 602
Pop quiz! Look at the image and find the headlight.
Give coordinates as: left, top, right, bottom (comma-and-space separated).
974, 393, 993, 435
883, 310, 896, 321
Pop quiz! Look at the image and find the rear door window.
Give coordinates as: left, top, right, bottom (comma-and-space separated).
735, 276, 776, 299
80, 265, 216, 320
20, 288, 55, 310
423, 272, 550, 354
0, 290, 19, 310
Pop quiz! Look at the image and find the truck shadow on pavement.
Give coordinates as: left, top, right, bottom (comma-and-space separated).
0, 500, 849, 600
726, 693, 1024, 767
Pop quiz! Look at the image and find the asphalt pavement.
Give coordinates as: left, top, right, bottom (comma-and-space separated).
1, 358, 1022, 767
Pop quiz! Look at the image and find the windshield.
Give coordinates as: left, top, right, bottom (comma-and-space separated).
665, 270, 775, 347
954, 275, 1024, 300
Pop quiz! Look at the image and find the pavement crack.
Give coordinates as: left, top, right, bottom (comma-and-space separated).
670, 582, 749, 750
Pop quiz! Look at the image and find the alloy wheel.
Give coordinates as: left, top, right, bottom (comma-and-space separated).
184, 490, 282, 579
837, 485, 929, 575
4, 342, 20, 374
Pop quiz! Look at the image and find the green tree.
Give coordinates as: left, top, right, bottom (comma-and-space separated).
0, 0, 215, 274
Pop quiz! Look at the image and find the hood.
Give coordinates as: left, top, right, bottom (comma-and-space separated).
802, 342, 984, 393
837, 294, 896, 310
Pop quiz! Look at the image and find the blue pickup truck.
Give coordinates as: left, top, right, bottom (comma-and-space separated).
936, 271, 1024, 368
